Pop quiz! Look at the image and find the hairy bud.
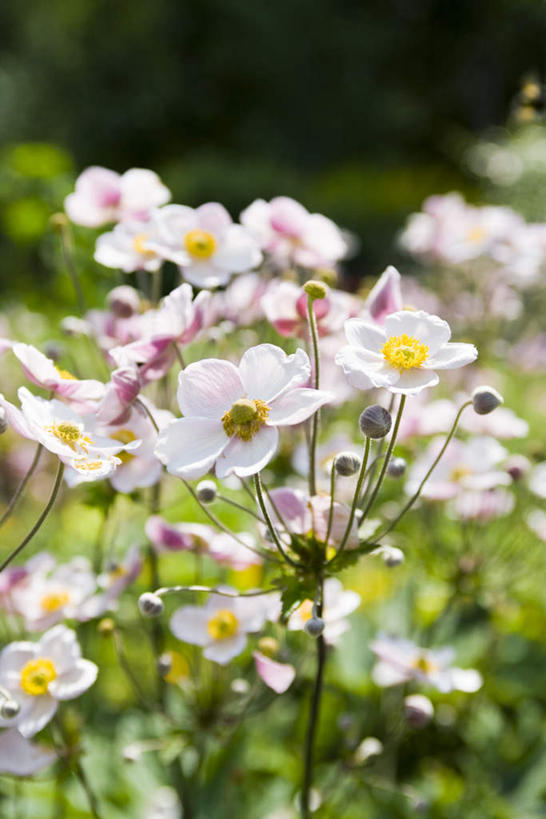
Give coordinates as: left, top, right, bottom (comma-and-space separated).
387, 456, 406, 478
359, 405, 392, 439
335, 451, 362, 477
303, 279, 328, 301
472, 386, 503, 415
107, 285, 141, 318
257, 637, 279, 658
196, 480, 217, 504
0, 699, 20, 720
138, 592, 164, 618
404, 694, 434, 727
304, 617, 325, 638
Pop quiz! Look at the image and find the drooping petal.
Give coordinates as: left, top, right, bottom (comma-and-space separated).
387, 367, 439, 394
203, 633, 247, 665
267, 388, 333, 426
177, 360, 243, 419
48, 660, 98, 700
17, 696, 58, 738
154, 417, 228, 480
0, 729, 56, 776
425, 342, 478, 370
239, 345, 310, 402
254, 652, 295, 693
216, 426, 279, 478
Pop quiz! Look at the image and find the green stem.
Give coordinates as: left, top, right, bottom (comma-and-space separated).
359, 393, 395, 508
327, 437, 370, 567
301, 578, 325, 819
217, 494, 264, 523
59, 222, 86, 314
324, 462, 337, 549
0, 443, 43, 528
253, 473, 302, 568
307, 295, 321, 497
361, 394, 406, 519
135, 398, 160, 433
0, 460, 64, 573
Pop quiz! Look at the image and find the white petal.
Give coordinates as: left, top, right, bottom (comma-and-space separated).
170, 606, 211, 646
177, 360, 243, 418
0, 644, 36, 675
425, 342, 478, 370
38, 626, 81, 673
216, 426, 279, 478
203, 633, 247, 665
344, 318, 386, 352
0, 729, 56, 776
449, 667, 483, 692
383, 311, 451, 354
154, 417, 227, 480
372, 662, 410, 687
17, 697, 58, 738
254, 652, 295, 694
388, 368, 439, 394
49, 660, 98, 700
213, 225, 262, 272
239, 345, 310, 402
335, 346, 381, 391
267, 388, 333, 426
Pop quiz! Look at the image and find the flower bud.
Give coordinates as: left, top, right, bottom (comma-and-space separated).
196, 480, 217, 504
50, 212, 68, 232
353, 736, 383, 764
334, 451, 362, 477
505, 454, 531, 481
359, 405, 392, 439
97, 617, 115, 636
304, 617, 325, 638
0, 699, 20, 720
404, 694, 434, 728
158, 652, 173, 678
0, 408, 7, 436
107, 285, 141, 318
257, 636, 280, 658
379, 545, 405, 567
138, 592, 164, 617
472, 386, 503, 415
303, 279, 328, 301
387, 456, 406, 478
43, 342, 63, 362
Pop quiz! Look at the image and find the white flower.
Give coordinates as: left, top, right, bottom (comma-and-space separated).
529, 462, 546, 499
336, 310, 478, 394
155, 344, 332, 480
288, 578, 360, 644
0, 625, 98, 737
94, 218, 163, 273
146, 203, 262, 288
0, 729, 56, 776
170, 589, 270, 665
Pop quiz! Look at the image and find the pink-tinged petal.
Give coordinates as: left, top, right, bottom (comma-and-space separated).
145, 516, 191, 552
12, 343, 60, 387
267, 488, 309, 532
203, 633, 247, 665
0, 729, 56, 776
254, 651, 295, 693
344, 318, 386, 353
239, 345, 311, 402
372, 661, 411, 687
170, 606, 210, 646
216, 426, 279, 478
387, 368, 439, 394
0, 394, 35, 439
49, 659, 98, 700
18, 696, 58, 738
383, 311, 451, 354
269, 197, 309, 237
425, 342, 478, 370
334, 347, 380, 391
366, 266, 403, 324
213, 225, 262, 272
177, 360, 243, 419
154, 417, 227, 480
195, 202, 233, 233
267, 388, 333, 426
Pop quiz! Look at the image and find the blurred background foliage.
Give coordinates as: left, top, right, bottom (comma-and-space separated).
2, 0, 546, 300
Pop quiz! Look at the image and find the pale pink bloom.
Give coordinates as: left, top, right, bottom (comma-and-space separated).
12, 343, 105, 411
451, 488, 515, 521
240, 196, 347, 268
170, 588, 270, 665
208, 532, 262, 570
253, 651, 295, 694
266, 488, 359, 552
0, 625, 98, 737
261, 280, 358, 338
288, 578, 360, 645
155, 344, 332, 479
461, 405, 529, 439
529, 462, 546, 499
526, 509, 546, 542
292, 430, 360, 480
0, 729, 56, 776
396, 396, 528, 442
81, 546, 142, 618
146, 517, 213, 553
370, 633, 482, 693
107, 284, 141, 318
364, 266, 403, 325
65, 166, 170, 227
0, 554, 54, 615
146, 203, 262, 288
216, 272, 268, 324
95, 366, 142, 425
405, 437, 511, 501
94, 218, 163, 273
336, 310, 477, 394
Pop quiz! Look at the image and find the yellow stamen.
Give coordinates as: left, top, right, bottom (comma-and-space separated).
295, 599, 313, 622
20, 658, 56, 696
163, 650, 190, 684
382, 334, 429, 370
450, 465, 472, 482
133, 233, 155, 256
467, 225, 487, 244
110, 429, 137, 464
40, 592, 70, 613
207, 609, 239, 640
412, 655, 438, 675
222, 398, 270, 441
72, 459, 104, 472
184, 229, 217, 259
54, 366, 77, 381
46, 422, 92, 453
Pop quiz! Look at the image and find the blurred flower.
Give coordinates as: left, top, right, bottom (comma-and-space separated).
451, 488, 515, 521
0, 729, 56, 776
266, 487, 359, 552
253, 651, 295, 693
81, 546, 142, 618
261, 280, 358, 338
288, 578, 360, 645
94, 218, 163, 273
529, 462, 546, 498
364, 265, 403, 325
526, 508, 546, 541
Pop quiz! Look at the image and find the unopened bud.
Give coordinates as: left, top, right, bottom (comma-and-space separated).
387, 456, 406, 478
231, 678, 250, 695
0, 408, 7, 436
359, 405, 392, 439
43, 342, 63, 362
472, 386, 503, 415
404, 694, 434, 727
257, 637, 279, 658
138, 592, 164, 617
316, 267, 338, 287
0, 699, 20, 720
335, 451, 362, 477
50, 212, 68, 232
304, 617, 325, 637
353, 736, 383, 764
505, 454, 531, 481
158, 652, 173, 678
196, 480, 217, 504
303, 280, 328, 301
97, 617, 115, 636
379, 545, 405, 567
107, 285, 141, 318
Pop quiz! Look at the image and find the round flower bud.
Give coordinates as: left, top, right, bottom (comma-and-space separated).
157, 652, 173, 678
303, 280, 328, 301
472, 386, 503, 415
0, 699, 20, 720
359, 405, 392, 439
97, 617, 115, 636
257, 636, 279, 658
380, 545, 405, 568
196, 480, 217, 504
0, 408, 7, 436
138, 592, 164, 618
107, 285, 141, 318
505, 454, 531, 481
404, 694, 434, 728
387, 456, 406, 478
43, 342, 63, 362
304, 617, 325, 638
335, 451, 362, 477
353, 736, 383, 764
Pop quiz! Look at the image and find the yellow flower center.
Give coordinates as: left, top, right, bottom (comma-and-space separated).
382, 334, 429, 370
20, 658, 57, 696
110, 428, 137, 464
450, 465, 472, 482
72, 459, 105, 472
207, 609, 239, 640
412, 655, 438, 675
133, 233, 155, 256
222, 398, 270, 441
467, 225, 487, 244
54, 366, 77, 381
41, 592, 70, 613
46, 422, 92, 453
163, 650, 190, 684
295, 599, 314, 622
184, 229, 217, 259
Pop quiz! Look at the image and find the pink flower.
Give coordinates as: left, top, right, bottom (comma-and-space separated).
81, 546, 142, 618
96, 366, 142, 425
253, 651, 295, 694
266, 487, 359, 551
261, 280, 359, 338
364, 266, 403, 325
146, 517, 212, 553
65, 166, 170, 227
155, 344, 332, 479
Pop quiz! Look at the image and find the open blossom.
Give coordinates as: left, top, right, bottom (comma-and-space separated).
288, 578, 360, 645
370, 633, 482, 693
0, 626, 98, 737
336, 310, 477, 394
145, 203, 262, 289
0, 387, 127, 479
94, 218, 163, 273
155, 344, 332, 479
65, 166, 170, 227
261, 280, 359, 338
12, 343, 105, 411
265, 487, 359, 552
240, 196, 347, 268
170, 589, 271, 665
0, 729, 56, 776
452, 488, 515, 521
81, 546, 142, 619
146, 517, 261, 569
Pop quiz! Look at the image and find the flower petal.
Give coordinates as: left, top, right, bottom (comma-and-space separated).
425, 342, 478, 370
239, 345, 310, 402
177, 360, 243, 419
49, 660, 98, 700
254, 651, 295, 693
155, 417, 228, 480
216, 426, 279, 478
0, 729, 56, 776
203, 633, 247, 665
267, 388, 333, 426
170, 606, 211, 646
17, 697, 58, 738
343, 318, 386, 352
388, 368, 439, 394
383, 311, 451, 354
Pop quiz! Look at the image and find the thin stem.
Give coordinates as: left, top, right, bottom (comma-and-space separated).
253, 473, 302, 568
59, 221, 86, 314
306, 295, 321, 497
375, 400, 472, 540
301, 579, 325, 819
74, 761, 100, 818
155, 584, 277, 599
327, 437, 370, 567
361, 395, 406, 519
171, 342, 186, 369
325, 464, 337, 548
112, 628, 155, 710
0, 443, 43, 528
359, 393, 395, 508
0, 460, 64, 573
217, 494, 264, 523
135, 398, 160, 433
151, 267, 163, 305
